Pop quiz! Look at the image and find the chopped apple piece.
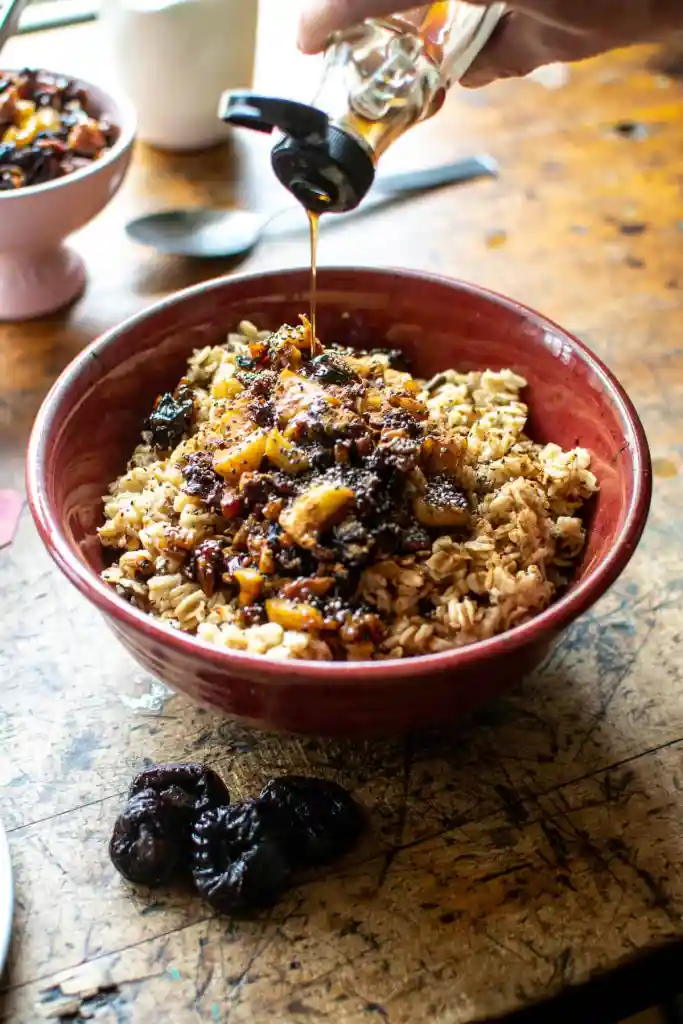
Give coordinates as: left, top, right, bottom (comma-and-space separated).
266, 598, 324, 632
213, 432, 267, 480
280, 482, 355, 549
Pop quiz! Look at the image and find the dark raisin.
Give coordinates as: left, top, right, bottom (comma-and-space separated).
373, 520, 405, 557
0, 168, 20, 191
259, 776, 364, 867
274, 545, 317, 577
109, 788, 182, 886
306, 353, 357, 385
332, 566, 360, 600
240, 602, 268, 627
182, 452, 224, 509
399, 524, 432, 553
381, 409, 424, 438
189, 539, 226, 597
251, 399, 274, 428
240, 472, 275, 509
340, 610, 385, 645
146, 386, 194, 449
269, 471, 302, 498
368, 436, 421, 474
236, 354, 256, 370
306, 444, 335, 471
191, 802, 290, 913
244, 370, 276, 398
128, 762, 230, 818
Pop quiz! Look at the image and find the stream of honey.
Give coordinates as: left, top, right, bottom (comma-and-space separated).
307, 210, 321, 356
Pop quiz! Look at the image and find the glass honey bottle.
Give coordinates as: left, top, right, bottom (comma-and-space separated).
219, 1, 505, 214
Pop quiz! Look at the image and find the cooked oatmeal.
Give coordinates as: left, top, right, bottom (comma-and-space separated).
98, 318, 598, 661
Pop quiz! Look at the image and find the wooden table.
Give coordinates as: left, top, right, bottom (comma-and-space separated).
2, 8, 683, 1022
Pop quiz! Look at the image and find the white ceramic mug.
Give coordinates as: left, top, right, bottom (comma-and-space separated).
99, 0, 258, 152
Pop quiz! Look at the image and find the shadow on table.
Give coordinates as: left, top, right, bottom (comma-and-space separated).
476, 939, 683, 1024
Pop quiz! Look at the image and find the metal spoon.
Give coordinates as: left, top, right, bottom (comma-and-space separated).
126, 155, 498, 259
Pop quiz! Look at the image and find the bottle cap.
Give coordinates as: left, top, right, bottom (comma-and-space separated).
218, 91, 375, 213
271, 125, 374, 213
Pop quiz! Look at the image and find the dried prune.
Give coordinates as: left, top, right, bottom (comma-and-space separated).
189, 540, 226, 598
259, 776, 364, 866
331, 518, 374, 568
191, 802, 290, 913
109, 788, 182, 886
128, 762, 230, 818
146, 386, 194, 449
0, 70, 117, 190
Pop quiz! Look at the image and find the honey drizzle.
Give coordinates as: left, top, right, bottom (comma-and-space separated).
308, 210, 321, 356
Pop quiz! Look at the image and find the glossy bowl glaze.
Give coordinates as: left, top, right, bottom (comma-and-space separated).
27, 268, 652, 735
0, 70, 136, 321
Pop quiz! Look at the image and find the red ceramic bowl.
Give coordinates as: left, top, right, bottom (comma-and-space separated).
27, 268, 652, 736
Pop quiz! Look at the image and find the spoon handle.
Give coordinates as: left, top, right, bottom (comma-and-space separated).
263, 154, 498, 237
375, 155, 498, 195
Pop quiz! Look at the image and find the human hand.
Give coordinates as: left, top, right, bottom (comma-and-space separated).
298, 0, 683, 86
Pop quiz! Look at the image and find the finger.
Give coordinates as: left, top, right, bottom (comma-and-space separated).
298, 0, 421, 53
460, 9, 603, 87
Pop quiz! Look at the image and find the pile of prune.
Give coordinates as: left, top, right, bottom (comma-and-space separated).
109, 763, 364, 914
0, 69, 118, 190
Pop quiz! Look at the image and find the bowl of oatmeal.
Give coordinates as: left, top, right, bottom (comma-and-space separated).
27, 267, 651, 735
0, 68, 136, 320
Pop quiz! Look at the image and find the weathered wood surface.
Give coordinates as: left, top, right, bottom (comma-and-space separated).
1, 7, 683, 1022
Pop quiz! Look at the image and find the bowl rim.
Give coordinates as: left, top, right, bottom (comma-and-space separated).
26, 265, 653, 683
0, 67, 137, 201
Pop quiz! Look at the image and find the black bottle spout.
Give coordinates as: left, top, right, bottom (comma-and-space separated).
218, 91, 375, 214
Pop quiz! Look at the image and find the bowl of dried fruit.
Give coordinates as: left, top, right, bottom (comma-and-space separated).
0, 67, 136, 321
27, 267, 652, 735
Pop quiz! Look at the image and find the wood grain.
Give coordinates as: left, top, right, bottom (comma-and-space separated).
2, 6, 683, 1021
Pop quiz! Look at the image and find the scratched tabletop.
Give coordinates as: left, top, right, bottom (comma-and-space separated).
2, 8, 683, 1023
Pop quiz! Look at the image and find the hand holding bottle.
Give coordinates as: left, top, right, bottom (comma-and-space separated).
298, 0, 683, 85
